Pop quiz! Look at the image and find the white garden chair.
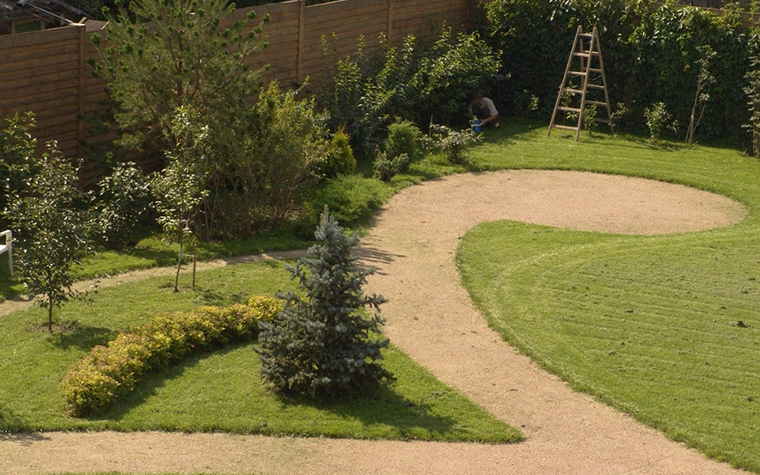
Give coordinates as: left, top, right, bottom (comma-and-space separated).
0, 230, 13, 277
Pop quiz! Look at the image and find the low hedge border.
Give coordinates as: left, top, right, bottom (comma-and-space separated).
59, 296, 282, 417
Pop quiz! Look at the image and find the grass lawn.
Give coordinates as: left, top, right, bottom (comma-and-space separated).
0, 260, 522, 443
457, 121, 760, 472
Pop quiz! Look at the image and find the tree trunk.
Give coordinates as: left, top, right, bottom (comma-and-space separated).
47, 296, 54, 332
174, 224, 184, 293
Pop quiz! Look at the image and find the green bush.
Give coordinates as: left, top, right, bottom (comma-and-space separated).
384, 120, 423, 163
60, 296, 282, 416
257, 207, 392, 398
425, 124, 481, 165
322, 29, 499, 158
319, 128, 357, 180
373, 150, 411, 182
95, 161, 151, 250
644, 102, 672, 142
306, 174, 391, 226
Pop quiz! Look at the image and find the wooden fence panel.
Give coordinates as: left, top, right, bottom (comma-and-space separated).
0, 0, 474, 171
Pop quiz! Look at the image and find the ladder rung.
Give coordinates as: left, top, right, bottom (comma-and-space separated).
593, 118, 611, 124
563, 88, 583, 94
559, 107, 581, 113
568, 71, 586, 76
552, 124, 579, 131
588, 68, 603, 73
586, 100, 608, 106
578, 34, 593, 40
573, 52, 590, 58
587, 84, 605, 89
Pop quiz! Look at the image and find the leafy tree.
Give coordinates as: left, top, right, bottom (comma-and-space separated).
95, 162, 151, 249
4, 143, 92, 332
90, 0, 269, 153
257, 206, 392, 398
0, 112, 37, 229
151, 106, 210, 292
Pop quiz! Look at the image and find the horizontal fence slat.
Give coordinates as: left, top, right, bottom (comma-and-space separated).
1, 0, 474, 170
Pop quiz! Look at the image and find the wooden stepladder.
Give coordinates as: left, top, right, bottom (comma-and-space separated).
548, 26, 613, 141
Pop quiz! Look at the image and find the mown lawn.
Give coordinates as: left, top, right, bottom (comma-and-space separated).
458, 122, 760, 472
0, 260, 521, 443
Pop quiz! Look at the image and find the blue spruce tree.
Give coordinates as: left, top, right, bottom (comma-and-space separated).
257, 206, 392, 398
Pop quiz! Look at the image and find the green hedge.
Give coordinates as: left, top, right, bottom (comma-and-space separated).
483, 0, 751, 141
59, 296, 282, 417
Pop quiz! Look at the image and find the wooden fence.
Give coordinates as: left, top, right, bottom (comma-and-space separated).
0, 0, 475, 166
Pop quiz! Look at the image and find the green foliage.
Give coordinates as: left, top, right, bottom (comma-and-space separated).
644, 102, 672, 142
373, 149, 411, 182
94, 162, 151, 250
307, 174, 391, 226
91, 0, 268, 154
425, 124, 481, 165
323, 29, 499, 158
60, 296, 282, 416
319, 128, 356, 180
582, 103, 599, 134
257, 207, 392, 398
513, 89, 540, 117
151, 106, 210, 292
412, 29, 501, 126
483, 0, 749, 139
745, 27, 760, 156
384, 120, 423, 163
0, 112, 37, 230
610, 102, 629, 135
3, 143, 92, 332
229, 81, 329, 229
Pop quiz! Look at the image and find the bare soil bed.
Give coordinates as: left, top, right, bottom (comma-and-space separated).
0, 170, 750, 474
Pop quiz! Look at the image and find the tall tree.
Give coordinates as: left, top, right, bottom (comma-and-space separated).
90, 0, 269, 152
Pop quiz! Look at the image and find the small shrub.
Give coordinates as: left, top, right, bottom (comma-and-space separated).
307, 174, 391, 226
95, 162, 151, 250
425, 124, 481, 165
611, 102, 628, 135
373, 149, 411, 182
319, 128, 356, 180
257, 207, 392, 399
384, 120, 423, 164
60, 296, 282, 416
644, 102, 672, 142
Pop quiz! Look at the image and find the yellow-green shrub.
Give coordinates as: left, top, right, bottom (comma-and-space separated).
60, 296, 281, 417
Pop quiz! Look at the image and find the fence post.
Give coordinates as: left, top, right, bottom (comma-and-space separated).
77, 23, 86, 157
297, 0, 306, 85
387, 0, 394, 45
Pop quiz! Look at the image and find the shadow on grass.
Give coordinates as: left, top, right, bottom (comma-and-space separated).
46, 320, 116, 350
278, 382, 459, 438
97, 344, 461, 439
0, 404, 28, 433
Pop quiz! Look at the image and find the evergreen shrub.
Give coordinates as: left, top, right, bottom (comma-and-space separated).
60, 296, 282, 416
319, 128, 357, 180
307, 174, 391, 226
257, 207, 392, 398
384, 120, 423, 163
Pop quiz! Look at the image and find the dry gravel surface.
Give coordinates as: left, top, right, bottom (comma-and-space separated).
0, 170, 751, 475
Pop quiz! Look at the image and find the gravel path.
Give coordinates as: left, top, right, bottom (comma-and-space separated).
0, 170, 750, 474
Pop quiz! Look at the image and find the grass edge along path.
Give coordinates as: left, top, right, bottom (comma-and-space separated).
458, 124, 760, 473
0, 260, 522, 444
